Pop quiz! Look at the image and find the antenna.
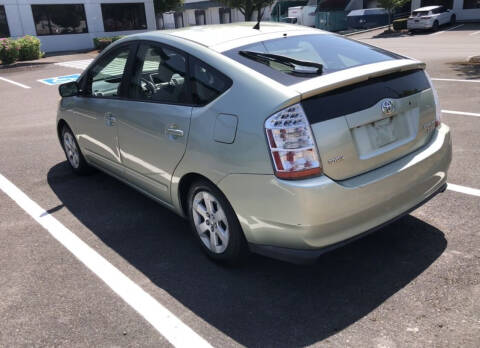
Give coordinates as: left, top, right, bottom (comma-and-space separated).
253, 9, 264, 30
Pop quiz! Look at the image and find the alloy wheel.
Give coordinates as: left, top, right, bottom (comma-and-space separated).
63, 132, 80, 169
192, 191, 229, 254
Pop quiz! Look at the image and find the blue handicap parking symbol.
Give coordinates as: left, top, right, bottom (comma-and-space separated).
38, 74, 81, 86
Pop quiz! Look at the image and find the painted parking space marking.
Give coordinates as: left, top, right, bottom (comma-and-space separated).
442, 110, 480, 118
432, 78, 480, 83
38, 74, 81, 86
55, 59, 93, 70
447, 183, 480, 197
431, 24, 464, 36
469, 30, 480, 36
0, 77, 31, 89
0, 172, 213, 348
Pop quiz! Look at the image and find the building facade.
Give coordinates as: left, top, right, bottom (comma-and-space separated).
0, 0, 156, 52
159, 0, 273, 29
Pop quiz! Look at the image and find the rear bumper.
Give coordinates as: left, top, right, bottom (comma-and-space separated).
407, 21, 433, 29
249, 183, 446, 264
218, 124, 452, 257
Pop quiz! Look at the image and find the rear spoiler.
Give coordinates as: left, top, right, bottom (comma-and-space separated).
292, 59, 426, 100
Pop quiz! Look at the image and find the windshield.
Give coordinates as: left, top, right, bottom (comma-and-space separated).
223, 34, 401, 86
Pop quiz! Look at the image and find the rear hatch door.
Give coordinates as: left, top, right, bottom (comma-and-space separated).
296, 61, 436, 180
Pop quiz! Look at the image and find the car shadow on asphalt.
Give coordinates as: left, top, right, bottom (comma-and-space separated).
47, 162, 447, 347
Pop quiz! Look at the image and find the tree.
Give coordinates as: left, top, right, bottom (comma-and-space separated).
218, 0, 275, 22
377, 0, 409, 30
153, 0, 184, 28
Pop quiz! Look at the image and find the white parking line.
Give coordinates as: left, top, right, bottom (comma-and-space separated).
448, 183, 480, 197
0, 173, 212, 348
442, 110, 480, 117
0, 77, 31, 89
469, 30, 480, 36
432, 78, 480, 83
431, 24, 464, 35
55, 59, 93, 70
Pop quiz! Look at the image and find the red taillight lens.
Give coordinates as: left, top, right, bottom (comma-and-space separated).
265, 103, 323, 179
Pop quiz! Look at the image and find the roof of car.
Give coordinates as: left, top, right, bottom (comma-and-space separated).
413, 6, 442, 11
143, 22, 321, 48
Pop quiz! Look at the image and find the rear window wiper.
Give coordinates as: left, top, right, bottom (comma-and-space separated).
239, 50, 323, 75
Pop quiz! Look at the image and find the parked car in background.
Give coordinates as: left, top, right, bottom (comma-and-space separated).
347, 8, 389, 29
280, 16, 298, 24
407, 6, 456, 31
57, 23, 451, 265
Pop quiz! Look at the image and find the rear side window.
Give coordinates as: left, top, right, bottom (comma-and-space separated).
223, 34, 401, 86
190, 57, 232, 106
127, 43, 188, 104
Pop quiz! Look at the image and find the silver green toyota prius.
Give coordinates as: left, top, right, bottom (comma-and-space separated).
57, 22, 452, 264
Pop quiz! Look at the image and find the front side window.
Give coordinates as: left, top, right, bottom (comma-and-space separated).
31, 5, 88, 36
84, 47, 131, 97
101, 3, 147, 32
190, 58, 232, 106
224, 34, 401, 86
127, 43, 188, 104
0, 6, 10, 38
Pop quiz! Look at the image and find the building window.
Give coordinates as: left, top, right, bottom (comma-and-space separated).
195, 10, 206, 25
174, 12, 184, 28
101, 3, 147, 32
31, 4, 88, 36
0, 6, 10, 38
219, 8, 231, 24
420, 0, 453, 9
463, 0, 480, 8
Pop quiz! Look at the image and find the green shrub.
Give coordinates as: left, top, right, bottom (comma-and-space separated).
17, 35, 42, 61
0, 38, 19, 65
93, 36, 124, 51
393, 18, 408, 31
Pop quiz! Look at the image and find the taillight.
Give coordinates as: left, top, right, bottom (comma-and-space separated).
265, 103, 323, 179
425, 72, 441, 127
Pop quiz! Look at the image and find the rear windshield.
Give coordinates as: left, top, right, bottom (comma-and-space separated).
223, 34, 402, 86
412, 11, 430, 16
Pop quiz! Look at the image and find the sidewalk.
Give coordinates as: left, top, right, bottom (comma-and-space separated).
0, 51, 98, 72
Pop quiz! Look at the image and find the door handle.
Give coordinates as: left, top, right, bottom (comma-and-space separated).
104, 112, 116, 127
167, 127, 184, 137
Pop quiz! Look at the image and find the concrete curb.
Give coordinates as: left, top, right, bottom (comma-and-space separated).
343, 25, 390, 37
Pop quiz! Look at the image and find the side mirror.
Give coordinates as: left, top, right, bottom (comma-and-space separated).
59, 81, 79, 97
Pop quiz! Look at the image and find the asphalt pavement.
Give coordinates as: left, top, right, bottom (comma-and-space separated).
0, 24, 479, 347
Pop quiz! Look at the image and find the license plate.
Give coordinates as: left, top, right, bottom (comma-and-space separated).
373, 118, 396, 148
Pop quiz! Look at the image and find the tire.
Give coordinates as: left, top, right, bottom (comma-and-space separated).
61, 126, 93, 175
432, 20, 439, 31
450, 15, 456, 25
187, 179, 249, 265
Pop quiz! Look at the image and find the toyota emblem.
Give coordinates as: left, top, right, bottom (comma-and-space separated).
381, 99, 395, 116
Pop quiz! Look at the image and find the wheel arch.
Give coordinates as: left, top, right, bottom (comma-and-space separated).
177, 173, 221, 218
57, 119, 70, 144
